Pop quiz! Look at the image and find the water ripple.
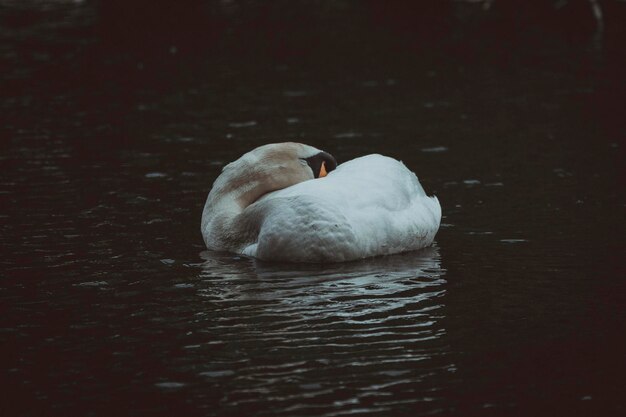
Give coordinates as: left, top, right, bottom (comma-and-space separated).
186, 248, 450, 416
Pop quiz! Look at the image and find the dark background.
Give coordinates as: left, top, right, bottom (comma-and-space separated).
2, 0, 625, 142
1, 1, 625, 416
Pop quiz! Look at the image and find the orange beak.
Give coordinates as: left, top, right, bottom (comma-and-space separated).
319, 161, 328, 178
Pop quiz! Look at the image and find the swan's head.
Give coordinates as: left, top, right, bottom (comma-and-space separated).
257, 142, 337, 181
214, 142, 337, 207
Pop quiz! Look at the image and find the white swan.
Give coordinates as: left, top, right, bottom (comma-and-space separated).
201, 142, 441, 263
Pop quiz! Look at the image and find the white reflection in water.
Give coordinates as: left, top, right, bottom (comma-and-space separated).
193, 247, 452, 414
197, 246, 445, 306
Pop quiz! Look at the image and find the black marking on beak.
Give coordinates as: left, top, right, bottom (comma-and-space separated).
305, 151, 337, 178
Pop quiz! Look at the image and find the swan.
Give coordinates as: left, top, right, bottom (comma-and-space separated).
201, 142, 441, 263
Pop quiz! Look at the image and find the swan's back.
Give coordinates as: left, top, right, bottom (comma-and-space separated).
242, 155, 441, 262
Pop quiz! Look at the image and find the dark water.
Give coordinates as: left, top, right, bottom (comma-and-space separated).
2, 1, 624, 416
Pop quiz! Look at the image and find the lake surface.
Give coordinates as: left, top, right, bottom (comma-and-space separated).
2, 2, 624, 416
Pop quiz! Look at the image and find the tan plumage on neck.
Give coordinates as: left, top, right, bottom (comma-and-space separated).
201, 142, 331, 253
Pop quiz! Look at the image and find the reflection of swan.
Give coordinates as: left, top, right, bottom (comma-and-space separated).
195, 241, 450, 413
201, 143, 441, 262
198, 245, 444, 302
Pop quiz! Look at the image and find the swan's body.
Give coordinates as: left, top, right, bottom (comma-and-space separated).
201, 143, 441, 263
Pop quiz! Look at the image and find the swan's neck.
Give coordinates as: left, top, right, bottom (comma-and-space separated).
201, 158, 293, 252
208, 162, 282, 211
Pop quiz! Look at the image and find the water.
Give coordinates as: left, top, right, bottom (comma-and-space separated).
2, 2, 624, 416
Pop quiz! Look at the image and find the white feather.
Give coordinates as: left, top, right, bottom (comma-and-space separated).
241, 154, 441, 262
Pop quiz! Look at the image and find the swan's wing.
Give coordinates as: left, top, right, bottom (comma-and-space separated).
242, 194, 360, 262
245, 155, 441, 262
